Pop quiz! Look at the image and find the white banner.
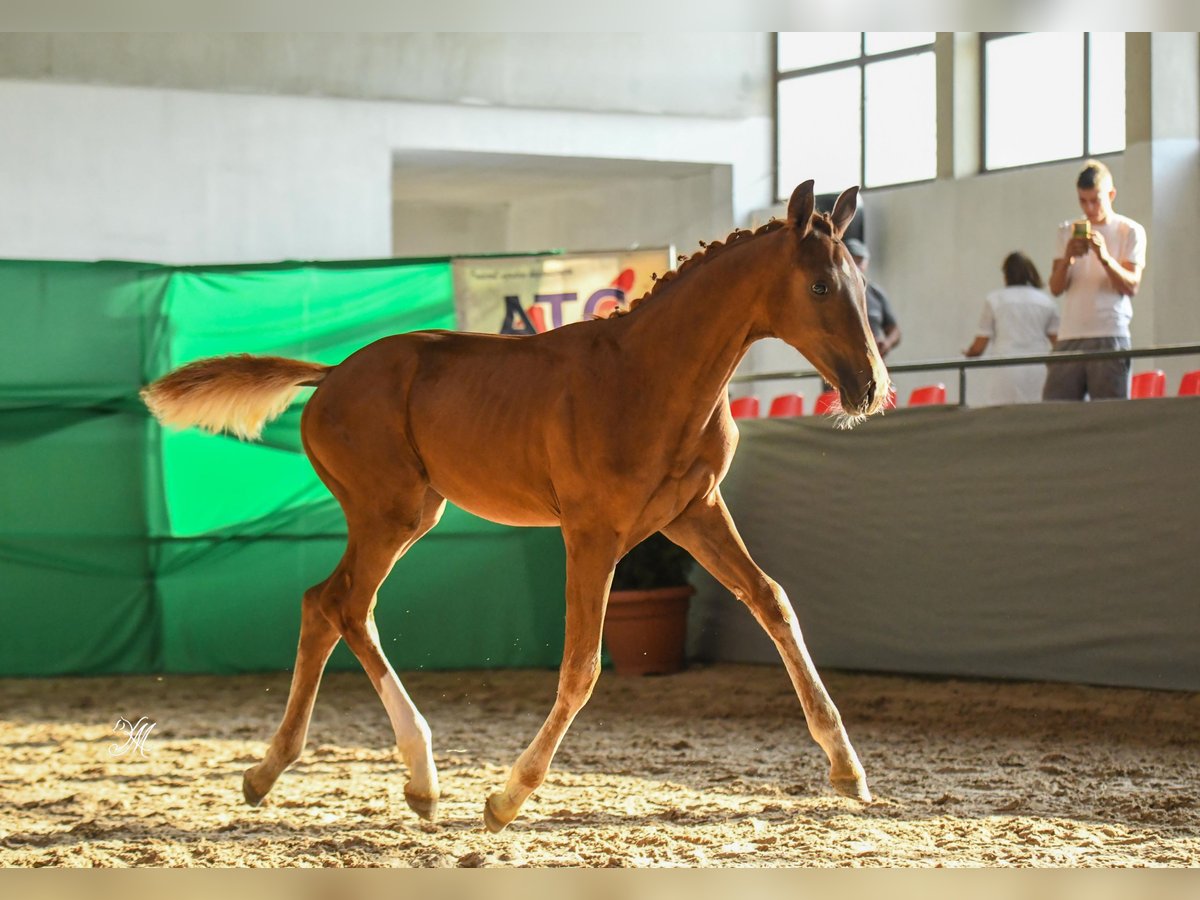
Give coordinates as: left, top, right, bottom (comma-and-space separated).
452, 249, 673, 335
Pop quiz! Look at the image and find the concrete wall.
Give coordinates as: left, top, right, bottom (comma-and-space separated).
392, 201, 510, 259
0, 79, 770, 264
1123, 32, 1200, 385
503, 169, 732, 257
390, 168, 732, 259
0, 33, 771, 119
0, 80, 391, 263
0, 34, 773, 264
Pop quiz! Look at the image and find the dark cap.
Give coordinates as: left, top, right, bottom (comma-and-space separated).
844, 237, 869, 260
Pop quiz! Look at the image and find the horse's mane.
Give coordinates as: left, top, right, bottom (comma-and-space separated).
605, 212, 837, 318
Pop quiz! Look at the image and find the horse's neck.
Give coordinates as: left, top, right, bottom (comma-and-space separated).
618, 237, 775, 403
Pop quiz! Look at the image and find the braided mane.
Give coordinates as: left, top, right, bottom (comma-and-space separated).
606, 212, 837, 318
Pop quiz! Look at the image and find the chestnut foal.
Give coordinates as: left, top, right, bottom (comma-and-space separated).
142, 180, 890, 831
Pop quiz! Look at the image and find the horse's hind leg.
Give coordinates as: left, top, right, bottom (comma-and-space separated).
322, 490, 447, 820
662, 490, 871, 803
244, 488, 446, 819
343, 613, 441, 820
243, 580, 341, 805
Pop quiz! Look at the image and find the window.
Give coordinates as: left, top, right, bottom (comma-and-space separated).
982, 32, 1125, 171
775, 32, 936, 199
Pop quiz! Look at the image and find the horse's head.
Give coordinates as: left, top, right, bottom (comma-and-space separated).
766, 180, 891, 427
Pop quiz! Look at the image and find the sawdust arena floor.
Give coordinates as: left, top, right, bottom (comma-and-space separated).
2, 664, 1197, 867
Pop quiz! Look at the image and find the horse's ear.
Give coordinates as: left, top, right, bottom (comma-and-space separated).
830, 186, 860, 238
787, 180, 816, 238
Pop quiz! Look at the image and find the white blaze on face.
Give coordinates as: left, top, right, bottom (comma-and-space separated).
870, 354, 892, 414
840, 258, 856, 281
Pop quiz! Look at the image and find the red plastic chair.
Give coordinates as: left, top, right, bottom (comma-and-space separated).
768, 393, 805, 417
908, 383, 947, 407
1130, 370, 1166, 399
1179, 370, 1200, 396
729, 396, 760, 419
812, 390, 839, 416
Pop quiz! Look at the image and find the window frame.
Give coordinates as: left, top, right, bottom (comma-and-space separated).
773, 32, 938, 201
979, 31, 1124, 173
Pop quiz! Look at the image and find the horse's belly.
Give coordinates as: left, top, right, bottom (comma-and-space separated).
420, 438, 560, 528
401, 343, 566, 527
430, 477, 560, 528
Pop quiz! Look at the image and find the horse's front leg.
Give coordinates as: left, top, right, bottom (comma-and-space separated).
484, 524, 620, 833
662, 489, 871, 803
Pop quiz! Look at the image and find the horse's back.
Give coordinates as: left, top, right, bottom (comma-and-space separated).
304, 328, 583, 526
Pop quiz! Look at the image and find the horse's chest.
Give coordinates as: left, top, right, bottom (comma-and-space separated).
638, 452, 727, 525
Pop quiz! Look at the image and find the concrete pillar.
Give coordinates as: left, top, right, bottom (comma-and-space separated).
1120, 32, 1200, 383
936, 32, 980, 181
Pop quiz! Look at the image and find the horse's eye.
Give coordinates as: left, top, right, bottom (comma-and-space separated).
811, 282, 829, 295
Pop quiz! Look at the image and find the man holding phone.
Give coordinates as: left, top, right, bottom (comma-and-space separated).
1043, 159, 1147, 400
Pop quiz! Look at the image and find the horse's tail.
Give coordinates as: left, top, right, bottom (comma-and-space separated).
140, 354, 332, 441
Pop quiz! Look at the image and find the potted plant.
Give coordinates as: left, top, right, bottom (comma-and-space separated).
603, 533, 696, 676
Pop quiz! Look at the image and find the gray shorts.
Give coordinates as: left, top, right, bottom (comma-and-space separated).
1042, 337, 1132, 401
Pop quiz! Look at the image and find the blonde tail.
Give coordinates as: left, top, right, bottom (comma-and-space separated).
140, 354, 331, 441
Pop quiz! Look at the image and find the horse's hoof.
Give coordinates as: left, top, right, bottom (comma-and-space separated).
831, 773, 872, 803
242, 769, 268, 807
404, 787, 439, 822
483, 794, 512, 834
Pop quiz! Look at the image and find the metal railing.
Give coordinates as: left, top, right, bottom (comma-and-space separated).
730, 342, 1200, 406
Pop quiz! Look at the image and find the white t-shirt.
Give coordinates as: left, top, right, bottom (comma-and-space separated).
1055, 213, 1146, 339
975, 285, 1061, 405
976, 285, 1060, 354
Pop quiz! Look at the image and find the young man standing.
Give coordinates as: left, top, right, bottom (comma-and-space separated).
1043, 159, 1147, 400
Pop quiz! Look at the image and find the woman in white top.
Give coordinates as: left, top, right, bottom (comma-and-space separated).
964, 252, 1060, 405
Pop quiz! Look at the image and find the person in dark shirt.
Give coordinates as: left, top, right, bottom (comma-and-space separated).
845, 237, 901, 358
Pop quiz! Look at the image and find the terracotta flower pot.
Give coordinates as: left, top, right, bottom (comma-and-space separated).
603, 585, 695, 676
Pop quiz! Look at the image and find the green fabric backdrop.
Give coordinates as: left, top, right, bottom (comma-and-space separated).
0, 258, 567, 676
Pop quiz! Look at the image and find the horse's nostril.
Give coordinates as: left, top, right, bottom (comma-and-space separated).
863, 380, 876, 408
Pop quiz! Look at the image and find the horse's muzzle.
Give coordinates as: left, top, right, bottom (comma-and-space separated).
838, 378, 876, 416
830, 351, 890, 425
